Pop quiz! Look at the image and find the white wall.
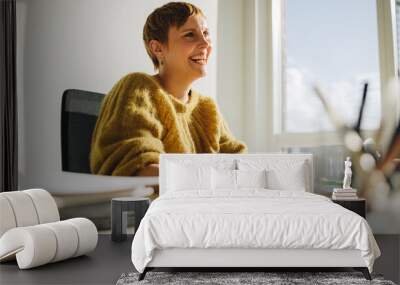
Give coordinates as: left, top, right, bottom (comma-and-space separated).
16, 0, 218, 193
216, 0, 244, 140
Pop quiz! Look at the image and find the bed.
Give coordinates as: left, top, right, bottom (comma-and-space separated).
131, 154, 380, 281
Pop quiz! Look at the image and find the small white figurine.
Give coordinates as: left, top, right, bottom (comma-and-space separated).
343, 157, 352, 189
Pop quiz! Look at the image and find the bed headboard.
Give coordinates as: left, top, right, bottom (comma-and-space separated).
159, 153, 314, 195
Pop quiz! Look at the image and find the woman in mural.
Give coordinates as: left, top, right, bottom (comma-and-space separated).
90, 2, 247, 196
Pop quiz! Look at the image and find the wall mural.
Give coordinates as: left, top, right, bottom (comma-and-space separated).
57, 1, 400, 232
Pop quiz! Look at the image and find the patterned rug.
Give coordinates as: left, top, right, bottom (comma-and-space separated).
116, 271, 396, 285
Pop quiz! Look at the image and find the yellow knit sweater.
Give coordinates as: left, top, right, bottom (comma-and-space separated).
90, 72, 247, 176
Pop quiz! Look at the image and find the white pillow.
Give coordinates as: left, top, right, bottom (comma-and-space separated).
236, 169, 267, 188
237, 159, 308, 191
267, 162, 306, 191
212, 168, 236, 190
167, 162, 212, 191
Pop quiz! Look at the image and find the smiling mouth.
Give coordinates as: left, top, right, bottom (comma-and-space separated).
190, 56, 207, 65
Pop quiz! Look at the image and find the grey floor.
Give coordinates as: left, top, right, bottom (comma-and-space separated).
0, 234, 134, 285
1, 234, 399, 285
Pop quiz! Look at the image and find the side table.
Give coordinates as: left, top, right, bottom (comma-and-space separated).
332, 198, 366, 218
111, 197, 150, 242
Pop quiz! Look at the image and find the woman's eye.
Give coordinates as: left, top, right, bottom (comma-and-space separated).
185, 32, 194, 38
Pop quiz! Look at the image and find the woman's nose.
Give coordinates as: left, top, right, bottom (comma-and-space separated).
199, 35, 211, 49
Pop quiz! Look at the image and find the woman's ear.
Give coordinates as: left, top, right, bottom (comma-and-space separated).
149, 40, 164, 63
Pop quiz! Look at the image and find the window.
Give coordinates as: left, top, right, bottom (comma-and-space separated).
282, 0, 381, 134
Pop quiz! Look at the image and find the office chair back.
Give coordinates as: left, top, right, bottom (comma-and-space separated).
61, 89, 105, 173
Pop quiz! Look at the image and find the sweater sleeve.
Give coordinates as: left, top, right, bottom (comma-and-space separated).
90, 74, 165, 176
219, 114, 247, 154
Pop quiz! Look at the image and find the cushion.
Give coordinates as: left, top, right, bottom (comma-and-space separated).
24, 189, 60, 223
267, 162, 306, 191
1, 192, 40, 227
236, 169, 268, 188
0, 189, 60, 237
0, 189, 98, 269
161, 156, 237, 195
167, 162, 212, 191
0, 196, 17, 237
0, 218, 97, 269
237, 159, 308, 191
212, 168, 237, 190
212, 168, 268, 190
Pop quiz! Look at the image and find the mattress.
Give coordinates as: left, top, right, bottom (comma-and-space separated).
131, 189, 380, 273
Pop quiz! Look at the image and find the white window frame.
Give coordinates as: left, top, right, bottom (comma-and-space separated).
267, 0, 399, 148
397, 0, 400, 71
376, 0, 400, 151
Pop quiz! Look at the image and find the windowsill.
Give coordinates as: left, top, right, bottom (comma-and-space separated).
272, 129, 378, 148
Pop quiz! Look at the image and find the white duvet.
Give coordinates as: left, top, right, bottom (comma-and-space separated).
131, 190, 380, 273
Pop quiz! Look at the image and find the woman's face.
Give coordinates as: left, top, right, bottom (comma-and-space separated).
162, 14, 212, 80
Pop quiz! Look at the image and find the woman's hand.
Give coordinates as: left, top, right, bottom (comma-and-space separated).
136, 164, 159, 176
137, 164, 159, 200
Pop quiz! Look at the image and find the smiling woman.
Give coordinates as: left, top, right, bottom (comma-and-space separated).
89, 2, 247, 197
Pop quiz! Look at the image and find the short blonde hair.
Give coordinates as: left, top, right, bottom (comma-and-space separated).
143, 2, 204, 69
